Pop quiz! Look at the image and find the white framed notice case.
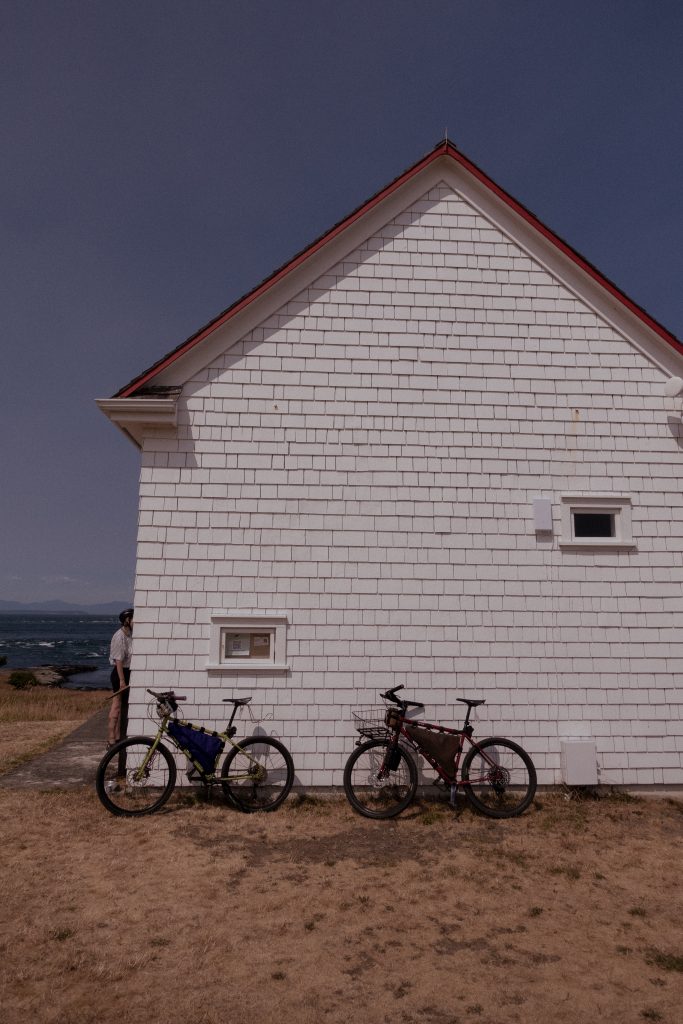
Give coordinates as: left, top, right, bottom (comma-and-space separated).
207, 613, 289, 674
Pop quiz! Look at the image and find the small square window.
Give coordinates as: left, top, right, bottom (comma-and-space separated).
560, 496, 634, 550
573, 512, 615, 539
209, 614, 288, 674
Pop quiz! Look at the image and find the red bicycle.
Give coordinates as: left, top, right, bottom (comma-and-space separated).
343, 685, 537, 819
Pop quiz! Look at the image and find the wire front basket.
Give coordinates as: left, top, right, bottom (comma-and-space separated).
351, 706, 390, 739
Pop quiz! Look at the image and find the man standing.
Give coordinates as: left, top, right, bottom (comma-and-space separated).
107, 608, 133, 747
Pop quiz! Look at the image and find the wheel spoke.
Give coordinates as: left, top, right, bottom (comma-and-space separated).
96, 738, 176, 816
463, 739, 536, 818
343, 739, 417, 818
221, 737, 294, 812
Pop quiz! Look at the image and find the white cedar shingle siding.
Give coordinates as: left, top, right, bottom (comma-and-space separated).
128, 183, 683, 788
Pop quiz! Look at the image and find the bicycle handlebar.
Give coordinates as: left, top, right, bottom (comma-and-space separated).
380, 685, 424, 710
147, 689, 186, 701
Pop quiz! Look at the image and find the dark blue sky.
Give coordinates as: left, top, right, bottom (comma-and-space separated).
2, 0, 681, 603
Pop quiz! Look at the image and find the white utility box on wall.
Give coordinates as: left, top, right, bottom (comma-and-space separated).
560, 740, 598, 786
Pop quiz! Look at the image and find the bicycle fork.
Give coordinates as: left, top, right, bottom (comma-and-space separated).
130, 731, 165, 782
383, 742, 403, 772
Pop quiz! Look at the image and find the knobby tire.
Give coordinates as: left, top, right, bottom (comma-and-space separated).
95, 736, 177, 817
461, 736, 536, 818
343, 737, 418, 819
221, 736, 294, 812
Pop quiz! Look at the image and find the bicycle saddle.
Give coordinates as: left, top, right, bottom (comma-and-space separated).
222, 696, 252, 706
457, 697, 486, 707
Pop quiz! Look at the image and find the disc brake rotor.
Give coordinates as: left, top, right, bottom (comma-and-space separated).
487, 766, 510, 793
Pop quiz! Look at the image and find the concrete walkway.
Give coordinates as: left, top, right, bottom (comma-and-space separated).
0, 707, 109, 790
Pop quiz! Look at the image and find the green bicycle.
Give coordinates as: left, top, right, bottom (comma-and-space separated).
95, 689, 295, 816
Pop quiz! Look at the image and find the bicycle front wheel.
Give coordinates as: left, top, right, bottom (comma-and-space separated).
461, 737, 536, 818
343, 738, 418, 819
221, 736, 294, 812
95, 737, 177, 817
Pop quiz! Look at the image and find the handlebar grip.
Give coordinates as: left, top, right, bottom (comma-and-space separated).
379, 685, 404, 700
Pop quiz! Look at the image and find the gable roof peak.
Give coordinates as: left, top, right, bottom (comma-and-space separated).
111, 140, 683, 399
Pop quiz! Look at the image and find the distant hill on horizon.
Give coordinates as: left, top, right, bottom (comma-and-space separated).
0, 599, 127, 615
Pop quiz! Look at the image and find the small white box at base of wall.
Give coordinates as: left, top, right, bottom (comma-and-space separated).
560, 740, 598, 786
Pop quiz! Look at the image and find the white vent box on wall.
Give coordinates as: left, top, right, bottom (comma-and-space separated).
560, 740, 598, 786
532, 497, 553, 532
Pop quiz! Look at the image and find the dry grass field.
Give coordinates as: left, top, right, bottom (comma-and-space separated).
0, 683, 681, 1023
0, 676, 103, 774
1, 779, 681, 1024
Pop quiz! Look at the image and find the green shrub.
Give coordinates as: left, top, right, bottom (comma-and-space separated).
8, 670, 39, 689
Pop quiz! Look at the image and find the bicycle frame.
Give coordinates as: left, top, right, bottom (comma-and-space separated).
124, 706, 265, 786
345, 686, 536, 820
389, 708, 501, 791
98, 688, 295, 817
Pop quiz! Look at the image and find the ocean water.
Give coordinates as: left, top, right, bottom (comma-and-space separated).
0, 613, 118, 689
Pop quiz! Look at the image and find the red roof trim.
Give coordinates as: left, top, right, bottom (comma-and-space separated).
117, 142, 450, 397
449, 146, 683, 357
117, 140, 682, 396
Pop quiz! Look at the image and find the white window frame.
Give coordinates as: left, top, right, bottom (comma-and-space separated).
560, 495, 635, 551
207, 613, 289, 674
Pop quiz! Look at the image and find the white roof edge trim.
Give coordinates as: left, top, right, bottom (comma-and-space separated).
436, 163, 683, 378
96, 397, 178, 449
148, 160, 449, 389
129, 152, 683, 390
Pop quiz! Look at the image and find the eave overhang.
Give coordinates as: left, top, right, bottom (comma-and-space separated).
96, 396, 178, 449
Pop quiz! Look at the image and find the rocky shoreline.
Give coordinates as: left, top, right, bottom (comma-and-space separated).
4, 664, 98, 688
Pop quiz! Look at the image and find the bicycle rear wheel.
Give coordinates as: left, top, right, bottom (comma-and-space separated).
343, 738, 418, 819
461, 737, 536, 818
221, 736, 294, 812
95, 737, 177, 816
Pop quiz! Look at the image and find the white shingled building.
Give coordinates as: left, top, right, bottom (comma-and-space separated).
99, 140, 683, 790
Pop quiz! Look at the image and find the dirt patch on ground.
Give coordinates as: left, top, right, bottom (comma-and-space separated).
1, 788, 681, 1024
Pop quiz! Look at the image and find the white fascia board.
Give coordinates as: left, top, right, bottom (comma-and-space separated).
149, 160, 449, 388
438, 162, 683, 378
96, 397, 178, 449
134, 152, 683, 389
